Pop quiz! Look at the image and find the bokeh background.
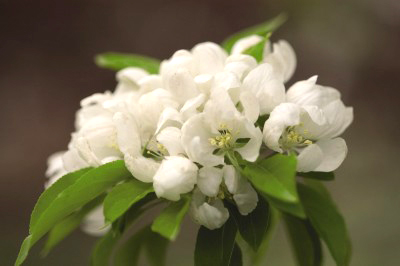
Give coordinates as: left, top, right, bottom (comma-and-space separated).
1, 0, 399, 265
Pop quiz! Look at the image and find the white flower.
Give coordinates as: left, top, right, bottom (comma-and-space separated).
263, 40, 296, 83
153, 156, 198, 201
241, 63, 286, 115
263, 77, 353, 172
181, 88, 262, 167
231, 35, 264, 55
190, 189, 229, 230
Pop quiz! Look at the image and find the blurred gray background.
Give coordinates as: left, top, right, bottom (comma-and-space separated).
1, 0, 399, 265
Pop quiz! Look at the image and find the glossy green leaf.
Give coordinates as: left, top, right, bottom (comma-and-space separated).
104, 179, 153, 223
30, 168, 92, 232
227, 197, 270, 251
221, 13, 287, 53
284, 214, 322, 266
243, 36, 268, 62
298, 171, 335, 181
42, 195, 105, 256
95, 52, 161, 73
151, 197, 190, 240
244, 154, 298, 203
194, 217, 237, 266
299, 183, 351, 266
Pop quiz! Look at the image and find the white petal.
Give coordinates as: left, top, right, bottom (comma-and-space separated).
181, 114, 224, 167
124, 154, 160, 183
156, 107, 183, 134
263, 103, 302, 152
190, 189, 229, 230
113, 112, 141, 156
235, 119, 263, 162
231, 35, 263, 55
224, 54, 257, 80
62, 148, 90, 172
223, 165, 241, 194
156, 127, 185, 156
138, 75, 162, 94
153, 156, 198, 201
165, 68, 199, 104
180, 94, 206, 121
194, 74, 214, 95
197, 167, 223, 197
314, 138, 348, 172
233, 181, 259, 215
115, 67, 149, 94
264, 40, 297, 82
242, 63, 285, 115
296, 144, 324, 172
213, 71, 242, 104
239, 91, 260, 124
192, 42, 227, 75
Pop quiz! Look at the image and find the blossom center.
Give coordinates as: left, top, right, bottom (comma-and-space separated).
208, 124, 235, 149
280, 124, 313, 151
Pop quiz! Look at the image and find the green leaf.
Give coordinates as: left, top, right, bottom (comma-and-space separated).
15, 160, 132, 266
227, 197, 270, 251
15, 235, 32, 266
264, 194, 306, 218
299, 183, 351, 266
194, 217, 238, 266
95, 52, 161, 73
243, 36, 268, 62
42, 195, 105, 256
221, 13, 287, 53
103, 179, 153, 223
230, 244, 243, 266
298, 171, 335, 181
284, 214, 322, 266
244, 154, 298, 203
151, 197, 190, 241
30, 167, 92, 232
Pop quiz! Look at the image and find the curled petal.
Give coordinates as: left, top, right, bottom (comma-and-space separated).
197, 167, 223, 197
153, 156, 198, 201
156, 127, 185, 156
296, 144, 324, 172
233, 181, 258, 215
314, 138, 348, 172
192, 42, 227, 75
264, 40, 297, 83
231, 35, 263, 55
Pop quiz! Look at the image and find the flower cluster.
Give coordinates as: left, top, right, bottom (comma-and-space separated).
47, 36, 352, 231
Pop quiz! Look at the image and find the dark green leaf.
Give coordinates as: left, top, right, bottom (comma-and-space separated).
227, 197, 270, 251
30, 168, 92, 232
104, 179, 153, 223
284, 214, 322, 266
151, 197, 190, 240
299, 183, 351, 266
243, 37, 268, 62
42, 195, 105, 256
230, 244, 243, 266
221, 13, 287, 53
95, 52, 161, 73
298, 171, 335, 181
194, 217, 237, 266
244, 154, 298, 203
